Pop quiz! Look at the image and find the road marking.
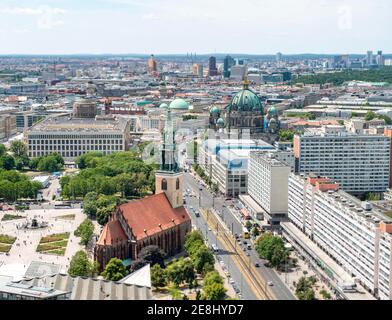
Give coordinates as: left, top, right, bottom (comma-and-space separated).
200, 208, 276, 300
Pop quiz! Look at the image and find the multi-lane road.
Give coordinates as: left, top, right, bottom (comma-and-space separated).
184, 172, 295, 300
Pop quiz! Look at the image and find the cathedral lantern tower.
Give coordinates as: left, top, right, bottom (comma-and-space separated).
155, 99, 189, 208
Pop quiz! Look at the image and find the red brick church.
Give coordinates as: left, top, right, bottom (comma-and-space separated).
94, 105, 192, 271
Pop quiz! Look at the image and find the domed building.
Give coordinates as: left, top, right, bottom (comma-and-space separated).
169, 99, 189, 110
208, 105, 222, 130
265, 105, 280, 134
224, 79, 264, 135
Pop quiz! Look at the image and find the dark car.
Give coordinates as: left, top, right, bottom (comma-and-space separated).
255, 263, 260, 267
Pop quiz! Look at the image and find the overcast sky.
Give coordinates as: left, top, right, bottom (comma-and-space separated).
0, 0, 390, 55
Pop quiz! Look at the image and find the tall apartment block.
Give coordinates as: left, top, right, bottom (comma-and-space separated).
293, 126, 390, 195
285, 174, 392, 300
248, 152, 291, 226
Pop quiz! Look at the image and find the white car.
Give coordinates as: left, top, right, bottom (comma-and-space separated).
267, 281, 274, 286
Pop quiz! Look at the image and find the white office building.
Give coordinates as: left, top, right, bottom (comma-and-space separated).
294, 125, 390, 194
26, 115, 130, 161
285, 173, 392, 300
248, 152, 291, 226
198, 138, 275, 197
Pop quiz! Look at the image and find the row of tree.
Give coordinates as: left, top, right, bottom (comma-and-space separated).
183, 230, 227, 300
193, 164, 219, 193
0, 141, 64, 172
0, 170, 42, 201
292, 67, 392, 86
67, 235, 227, 300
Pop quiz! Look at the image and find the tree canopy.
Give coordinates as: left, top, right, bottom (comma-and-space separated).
68, 250, 98, 277
101, 258, 128, 281
0, 170, 43, 201
61, 152, 156, 200
255, 233, 289, 269
292, 67, 392, 86
166, 257, 195, 287
138, 245, 166, 268
202, 281, 227, 300
295, 276, 317, 300
74, 219, 95, 246
151, 264, 167, 289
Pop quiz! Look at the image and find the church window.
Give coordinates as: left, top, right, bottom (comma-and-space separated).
176, 178, 180, 190
162, 179, 167, 190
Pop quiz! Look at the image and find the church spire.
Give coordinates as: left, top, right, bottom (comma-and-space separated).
155, 104, 185, 209
243, 67, 249, 89
159, 108, 179, 172
243, 78, 250, 90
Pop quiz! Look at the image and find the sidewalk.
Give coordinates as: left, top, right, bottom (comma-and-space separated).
214, 259, 236, 299
282, 222, 375, 300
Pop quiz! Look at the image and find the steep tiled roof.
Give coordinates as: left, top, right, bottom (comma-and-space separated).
119, 193, 190, 240
97, 219, 128, 245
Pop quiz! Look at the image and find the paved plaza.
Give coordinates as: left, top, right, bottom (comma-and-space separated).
0, 207, 88, 274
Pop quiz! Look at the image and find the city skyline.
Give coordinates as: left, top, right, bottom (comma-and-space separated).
0, 0, 391, 54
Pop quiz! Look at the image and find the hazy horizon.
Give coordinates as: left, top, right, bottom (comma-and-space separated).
0, 52, 391, 57
0, 0, 390, 55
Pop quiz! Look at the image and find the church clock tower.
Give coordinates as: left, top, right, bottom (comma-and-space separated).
155, 101, 188, 209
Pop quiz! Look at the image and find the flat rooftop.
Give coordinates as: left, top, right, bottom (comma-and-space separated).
28, 116, 129, 133
293, 174, 392, 226
250, 151, 290, 167
0, 281, 70, 299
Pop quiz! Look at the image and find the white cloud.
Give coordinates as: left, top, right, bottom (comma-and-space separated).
0, 6, 67, 15
0, 6, 67, 30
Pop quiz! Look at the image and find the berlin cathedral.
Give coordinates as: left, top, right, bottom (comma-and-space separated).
209, 79, 280, 137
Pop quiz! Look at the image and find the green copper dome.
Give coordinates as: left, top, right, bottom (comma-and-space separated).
217, 118, 225, 125
169, 99, 189, 110
159, 103, 169, 109
267, 106, 278, 116
210, 106, 220, 114
226, 82, 263, 113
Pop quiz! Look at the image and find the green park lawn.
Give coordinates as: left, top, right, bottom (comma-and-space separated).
39, 232, 70, 243
36, 233, 69, 256
1, 214, 25, 221
0, 234, 16, 253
